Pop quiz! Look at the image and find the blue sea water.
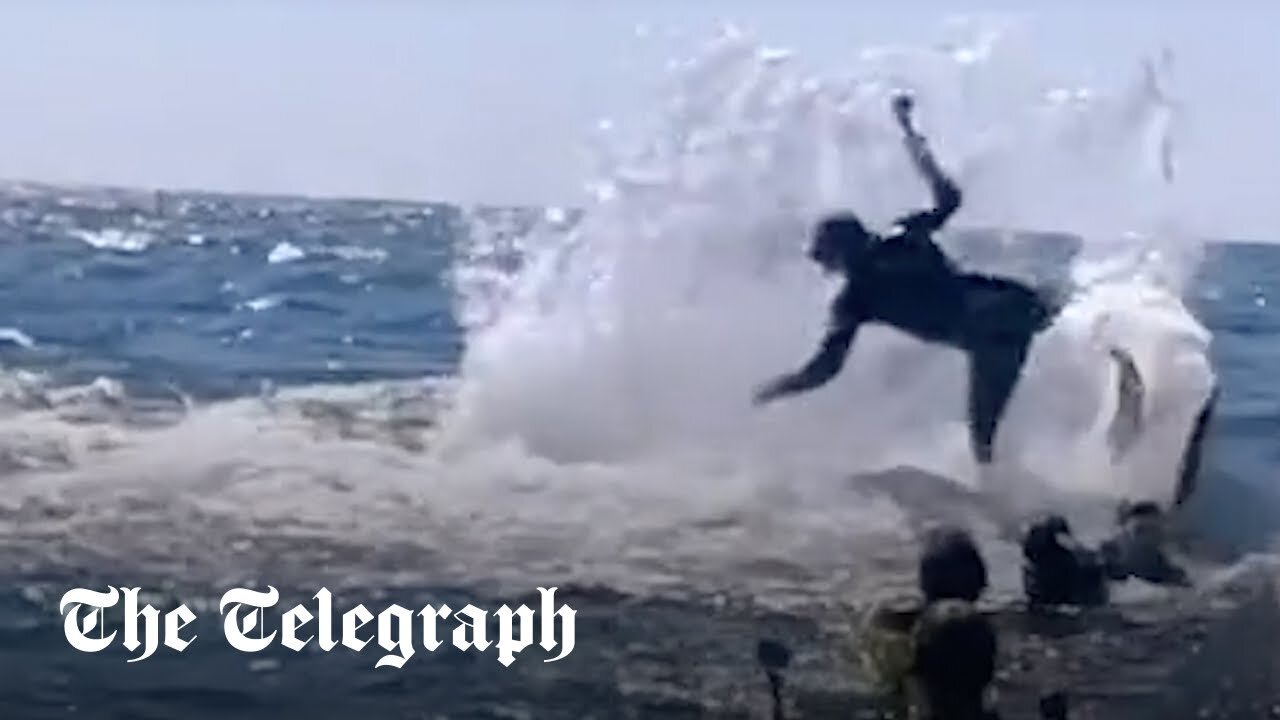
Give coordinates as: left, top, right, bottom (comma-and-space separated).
0, 188, 465, 396
0, 182, 1275, 719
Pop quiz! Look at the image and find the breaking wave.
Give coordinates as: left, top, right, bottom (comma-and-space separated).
441, 22, 1213, 520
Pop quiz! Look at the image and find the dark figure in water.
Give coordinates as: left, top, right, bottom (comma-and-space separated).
753, 93, 1055, 464
913, 528, 1001, 719
1021, 514, 1109, 608
1024, 503, 1190, 608
865, 526, 1073, 719
864, 527, 1001, 719
1099, 501, 1189, 585
913, 600, 1002, 720
920, 525, 989, 603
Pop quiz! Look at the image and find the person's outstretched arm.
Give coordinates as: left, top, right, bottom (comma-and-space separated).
754, 290, 863, 405
893, 93, 962, 233
753, 323, 859, 404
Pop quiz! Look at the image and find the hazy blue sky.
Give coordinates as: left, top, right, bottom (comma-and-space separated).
0, 2, 1276, 238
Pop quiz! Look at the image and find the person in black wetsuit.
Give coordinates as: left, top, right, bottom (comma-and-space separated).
753, 92, 1055, 465
1021, 514, 1109, 608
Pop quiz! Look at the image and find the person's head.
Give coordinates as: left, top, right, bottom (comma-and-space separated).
1022, 513, 1074, 564
1117, 500, 1168, 556
912, 600, 997, 719
809, 213, 872, 274
1023, 513, 1108, 606
919, 526, 989, 603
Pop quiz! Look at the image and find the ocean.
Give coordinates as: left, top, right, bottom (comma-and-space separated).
2, 25, 1279, 720
0, 181, 1273, 720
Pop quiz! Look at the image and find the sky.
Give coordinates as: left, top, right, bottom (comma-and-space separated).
0, 1, 1277, 240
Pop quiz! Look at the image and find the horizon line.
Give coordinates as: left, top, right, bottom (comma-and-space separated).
0, 176, 1267, 248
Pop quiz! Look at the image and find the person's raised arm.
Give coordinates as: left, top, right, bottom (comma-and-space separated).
892, 93, 962, 232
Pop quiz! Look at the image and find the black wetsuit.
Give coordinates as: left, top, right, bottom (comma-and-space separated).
819, 161, 1049, 458
758, 111, 1055, 463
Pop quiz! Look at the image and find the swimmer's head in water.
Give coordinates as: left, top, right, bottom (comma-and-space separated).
919, 526, 988, 603
809, 213, 871, 274
1116, 501, 1168, 554
1022, 513, 1074, 562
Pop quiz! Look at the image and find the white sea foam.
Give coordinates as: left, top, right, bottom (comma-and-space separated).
441, 22, 1213, 514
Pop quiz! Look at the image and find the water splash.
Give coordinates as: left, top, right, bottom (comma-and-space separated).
442, 22, 1213, 511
